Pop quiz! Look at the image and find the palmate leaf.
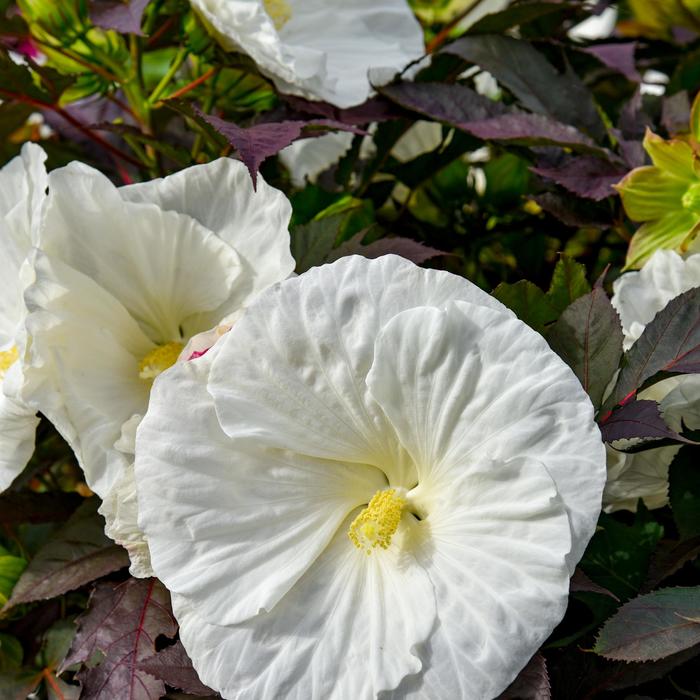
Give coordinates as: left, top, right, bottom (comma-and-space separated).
594, 587, 700, 662
547, 281, 624, 409
606, 287, 700, 409
63, 578, 178, 700
3, 498, 129, 610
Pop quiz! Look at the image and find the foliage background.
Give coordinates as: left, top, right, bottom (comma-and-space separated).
1, 0, 699, 698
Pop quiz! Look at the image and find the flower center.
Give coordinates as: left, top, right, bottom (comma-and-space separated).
682, 182, 700, 214
138, 342, 183, 381
0, 346, 18, 381
263, 0, 292, 30
349, 488, 405, 554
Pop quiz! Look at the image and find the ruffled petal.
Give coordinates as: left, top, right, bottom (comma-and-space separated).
390, 456, 572, 700
136, 351, 386, 627
209, 255, 508, 488
612, 250, 700, 348
0, 143, 47, 343
39, 162, 243, 343
0, 391, 39, 492
120, 157, 294, 305
173, 515, 435, 700
367, 301, 605, 571
21, 250, 153, 496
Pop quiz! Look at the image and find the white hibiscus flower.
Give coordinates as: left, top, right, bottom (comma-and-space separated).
135, 255, 605, 699
604, 249, 700, 512
18, 157, 294, 574
190, 0, 425, 107
0, 143, 46, 492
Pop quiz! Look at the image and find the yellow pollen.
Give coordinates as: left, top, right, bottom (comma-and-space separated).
349, 489, 405, 554
138, 342, 183, 381
263, 0, 292, 30
0, 346, 18, 380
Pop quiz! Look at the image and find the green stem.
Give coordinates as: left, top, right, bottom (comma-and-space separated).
148, 46, 188, 104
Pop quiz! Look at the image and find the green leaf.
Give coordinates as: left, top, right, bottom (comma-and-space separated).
3, 498, 129, 610
0, 633, 23, 671
0, 547, 27, 607
669, 447, 700, 540
290, 214, 344, 274
594, 587, 700, 661
580, 506, 664, 601
546, 256, 591, 314
546, 282, 624, 408
492, 280, 557, 333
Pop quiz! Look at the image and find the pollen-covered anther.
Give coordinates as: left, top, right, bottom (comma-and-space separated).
0, 345, 19, 381
263, 0, 292, 30
349, 488, 406, 554
138, 342, 184, 381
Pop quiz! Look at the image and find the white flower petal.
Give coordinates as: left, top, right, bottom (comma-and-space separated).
209, 255, 508, 487
0, 391, 39, 492
366, 301, 605, 571
279, 132, 355, 187
612, 250, 700, 349
21, 250, 153, 496
173, 516, 435, 699
192, 0, 425, 107
136, 352, 386, 626
0, 143, 47, 342
120, 157, 294, 303
40, 163, 244, 343
390, 456, 571, 700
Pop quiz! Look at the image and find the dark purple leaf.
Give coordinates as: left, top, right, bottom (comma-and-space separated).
0, 491, 82, 524
444, 34, 604, 139
138, 641, 215, 696
498, 653, 550, 700
283, 94, 400, 124
571, 568, 620, 601
3, 498, 129, 610
467, 1, 577, 35
534, 192, 612, 229
90, 0, 150, 35
583, 43, 641, 82
532, 156, 628, 201
608, 287, 700, 408
462, 113, 606, 154
594, 587, 700, 662
328, 232, 446, 265
377, 82, 505, 126
599, 399, 697, 445
63, 578, 178, 699
645, 537, 700, 591
547, 281, 624, 407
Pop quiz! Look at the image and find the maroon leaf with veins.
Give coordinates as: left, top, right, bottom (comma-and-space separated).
62, 578, 177, 700
599, 399, 697, 445
594, 587, 700, 661
583, 43, 641, 82
531, 156, 628, 201
90, 0, 150, 35
327, 231, 446, 265
498, 653, 550, 700
570, 568, 619, 601
138, 641, 216, 696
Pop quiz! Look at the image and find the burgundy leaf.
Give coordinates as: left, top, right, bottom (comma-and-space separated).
608, 287, 700, 408
531, 156, 628, 201
599, 399, 697, 445
62, 578, 177, 700
328, 232, 446, 264
138, 641, 215, 696
3, 498, 129, 610
594, 587, 700, 662
534, 192, 612, 229
90, 0, 150, 35
498, 653, 550, 700
378, 82, 505, 126
583, 43, 641, 82
645, 537, 700, 591
283, 94, 399, 124
462, 113, 605, 154
571, 568, 620, 601
546, 281, 624, 408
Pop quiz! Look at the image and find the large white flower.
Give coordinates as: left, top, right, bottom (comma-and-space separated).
135, 254, 605, 699
19, 157, 294, 572
190, 0, 425, 107
0, 143, 46, 492
604, 249, 700, 511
